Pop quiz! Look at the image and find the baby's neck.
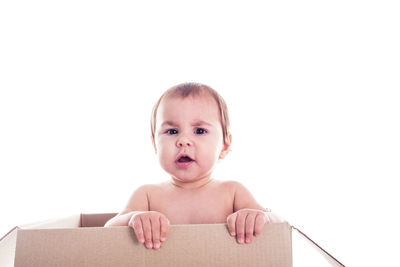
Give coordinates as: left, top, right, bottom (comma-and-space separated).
169, 177, 214, 190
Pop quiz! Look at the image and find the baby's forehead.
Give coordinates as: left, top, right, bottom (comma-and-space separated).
157, 94, 222, 124
160, 94, 219, 111
162, 92, 215, 104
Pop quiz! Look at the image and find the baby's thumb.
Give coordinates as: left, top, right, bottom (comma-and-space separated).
160, 216, 170, 242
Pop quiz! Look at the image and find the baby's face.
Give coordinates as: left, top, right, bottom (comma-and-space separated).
152, 94, 230, 185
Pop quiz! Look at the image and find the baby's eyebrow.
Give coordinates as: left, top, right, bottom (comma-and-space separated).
161, 121, 178, 128
161, 120, 213, 127
192, 120, 213, 127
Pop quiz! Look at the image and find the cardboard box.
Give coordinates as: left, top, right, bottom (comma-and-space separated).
0, 213, 344, 267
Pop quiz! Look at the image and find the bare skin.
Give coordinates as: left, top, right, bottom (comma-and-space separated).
105, 178, 282, 250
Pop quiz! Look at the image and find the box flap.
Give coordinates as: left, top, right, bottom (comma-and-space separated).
292, 226, 345, 267
0, 215, 82, 267
14, 222, 292, 267
0, 227, 19, 267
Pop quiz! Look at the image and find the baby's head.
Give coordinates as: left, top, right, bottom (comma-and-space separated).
150, 83, 232, 185
151, 82, 231, 147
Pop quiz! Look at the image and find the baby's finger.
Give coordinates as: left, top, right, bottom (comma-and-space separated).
130, 217, 145, 244
254, 213, 266, 236
265, 212, 272, 223
226, 213, 237, 237
160, 216, 170, 242
151, 216, 161, 250
235, 212, 247, 244
142, 217, 153, 249
245, 213, 256, 243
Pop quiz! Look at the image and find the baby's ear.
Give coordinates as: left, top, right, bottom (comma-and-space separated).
151, 136, 157, 154
219, 133, 232, 159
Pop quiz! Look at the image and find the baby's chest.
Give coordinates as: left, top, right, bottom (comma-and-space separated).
150, 193, 233, 224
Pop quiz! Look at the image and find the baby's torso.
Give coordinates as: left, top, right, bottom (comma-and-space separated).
148, 180, 234, 224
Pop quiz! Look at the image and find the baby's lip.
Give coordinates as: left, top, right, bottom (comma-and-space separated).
175, 154, 195, 162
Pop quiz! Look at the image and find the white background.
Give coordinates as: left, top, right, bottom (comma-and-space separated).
1, 1, 399, 266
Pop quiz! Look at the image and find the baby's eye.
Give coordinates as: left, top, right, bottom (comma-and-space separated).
166, 129, 178, 135
195, 128, 207, 135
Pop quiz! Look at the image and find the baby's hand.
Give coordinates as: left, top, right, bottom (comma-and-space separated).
128, 211, 170, 250
226, 208, 270, 244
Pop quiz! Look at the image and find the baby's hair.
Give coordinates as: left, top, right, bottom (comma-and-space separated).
151, 82, 231, 145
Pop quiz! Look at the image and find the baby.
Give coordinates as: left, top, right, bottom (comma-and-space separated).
105, 83, 282, 250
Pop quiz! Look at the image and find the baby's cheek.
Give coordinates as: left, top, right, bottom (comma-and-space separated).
158, 146, 171, 159
157, 149, 174, 171
202, 153, 218, 167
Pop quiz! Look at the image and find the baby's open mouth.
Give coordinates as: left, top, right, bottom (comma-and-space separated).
178, 156, 194, 162
176, 154, 194, 163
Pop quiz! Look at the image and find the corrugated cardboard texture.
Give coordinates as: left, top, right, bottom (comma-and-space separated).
2, 213, 343, 266
14, 223, 292, 267
0, 214, 82, 267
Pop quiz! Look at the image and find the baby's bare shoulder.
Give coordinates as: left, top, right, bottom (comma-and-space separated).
136, 182, 167, 192
132, 183, 160, 193
122, 183, 164, 212
136, 183, 166, 196
216, 180, 245, 194
126, 183, 165, 203
218, 180, 244, 189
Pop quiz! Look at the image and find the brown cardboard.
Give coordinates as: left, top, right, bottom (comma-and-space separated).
0, 213, 344, 267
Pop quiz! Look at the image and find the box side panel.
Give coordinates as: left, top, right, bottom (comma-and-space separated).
14, 222, 292, 267
14, 227, 144, 267
80, 213, 118, 227
146, 222, 292, 267
0, 227, 18, 267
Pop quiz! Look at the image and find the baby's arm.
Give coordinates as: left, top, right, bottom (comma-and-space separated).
226, 181, 283, 244
104, 185, 170, 250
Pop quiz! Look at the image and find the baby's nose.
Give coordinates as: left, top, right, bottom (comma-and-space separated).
177, 137, 192, 147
